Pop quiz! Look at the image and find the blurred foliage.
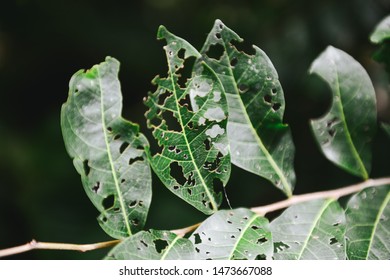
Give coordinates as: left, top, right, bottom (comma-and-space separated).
0, 0, 389, 259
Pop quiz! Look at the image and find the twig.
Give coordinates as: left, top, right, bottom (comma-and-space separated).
1, 177, 389, 258
0, 239, 120, 258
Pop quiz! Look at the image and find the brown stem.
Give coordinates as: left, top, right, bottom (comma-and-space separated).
0, 239, 120, 258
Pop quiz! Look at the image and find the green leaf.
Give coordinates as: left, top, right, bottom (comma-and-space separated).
189, 208, 272, 260
270, 199, 346, 260
382, 123, 390, 138
370, 15, 390, 44
105, 230, 195, 260
61, 57, 151, 239
194, 20, 295, 197
309, 46, 377, 179
345, 185, 390, 260
144, 26, 231, 214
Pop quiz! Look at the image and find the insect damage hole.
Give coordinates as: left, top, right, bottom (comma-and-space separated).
92, 182, 100, 193
206, 43, 224, 60
153, 239, 169, 254
102, 194, 115, 210
193, 233, 202, 244
170, 162, 187, 186
129, 156, 144, 165
119, 142, 129, 154
83, 160, 90, 176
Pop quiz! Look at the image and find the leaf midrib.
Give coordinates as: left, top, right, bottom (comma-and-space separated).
97, 67, 132, 236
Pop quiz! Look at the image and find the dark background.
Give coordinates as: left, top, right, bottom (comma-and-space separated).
0, 0, 389, 259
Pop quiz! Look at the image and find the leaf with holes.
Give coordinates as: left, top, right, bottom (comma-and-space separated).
193, 20, 295, 197
189, 208, 272, 260
105, 230, 195, 260
144, 26, 230, 214
310, 46, 377, 179
61, 57, 151, 239
345, 185, 390, 260
270, 199, 346, 260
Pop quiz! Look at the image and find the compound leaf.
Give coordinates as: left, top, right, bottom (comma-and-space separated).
144, 26, 231, 214
189, 208, 272, 260
270, 199, 346, 260
345, 185, 390, 260
105, 230, 195, 260
195, 20, 295, 197
61, 57, 151, 239
310, 46, 377, 179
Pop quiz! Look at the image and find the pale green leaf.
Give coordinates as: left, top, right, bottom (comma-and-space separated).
194, 20, 295, 197
310, 46, 377, 179
189, 208, 272, 260
270, 199, 346, 260
61, 57, 151, 239
345, 185, 390, 260
144, 26, 231, 214
370, 15, 390, 44
105, 230, 195, 260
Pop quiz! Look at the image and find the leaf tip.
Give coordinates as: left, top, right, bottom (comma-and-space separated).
157, 25, 168, 40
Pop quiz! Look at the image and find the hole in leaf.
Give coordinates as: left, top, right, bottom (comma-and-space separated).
140, 240, 148, 247
327, 117, 339, 128
113, 207, 120, 212
251, 225, 260, 230
107, 127, 113, 132
274, 242, 290, 253
187, 188, 192, 195
206, 43, 224, 60
83, 160, 90, 176
215, 32, 221, 39
170, 162, 187, 186
187, 171, 195, 186
179, 93, 192, 107
188, 121, 194, 129
239, 84, 249, 93
255, 254, 267, 260
264, 94, 272, 104
102, 195, 115, 210
173, 185, 179, 190
129, 201, 137, 208
168, 145, 176, 152
328, 128, 336, 137
138, 201, 144, 207
230, 39, 255, 55
204, 138, 211, 151
129, 156, 144, 165
131, 219, 139, 226
231, 235, 236, 239
230, 57, 238, 67
332, 222, 341, 226
175, 148, 182, 154
203, 152, 223, 171
178, 48, 185, 59
162, 110, 181, 132
114, 134, 121, 140
271, 88, 277, 95
195, 247, 200, 253
227, 220, 232, 224
272, 103, 281, 111
329, 237, 338, 245
121, 179, 126, 183
153, 239, 168, 254
119, 142, 129, 154
92, 182, 100, 193
102, 216, 107, 223
194, 233, 202, 244
257, 237, 268, 244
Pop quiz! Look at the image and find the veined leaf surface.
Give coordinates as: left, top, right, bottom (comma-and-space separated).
189, 208, 272, 260
61, 57, 151, 239
345, 185, 390, 260
310, 46, 377, 179
195, 20, 295, 197
145, 26, 230, 214
270, 199, 346, 260
105, 230, 195, 260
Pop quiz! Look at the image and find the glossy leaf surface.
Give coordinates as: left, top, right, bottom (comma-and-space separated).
345, 185, 390, 260
270, 199, 346, 260
105, 230, 195, 260
194, 20, 295, 196
189, 208, 272, 260
310, 46, 377, 179
145, 26, 230, 214
61, 57, 151, 239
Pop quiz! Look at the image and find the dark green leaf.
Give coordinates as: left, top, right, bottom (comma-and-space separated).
310, 46, 377, 179
105, 230, 195, 260
194, 20, 295, 197
345, 185, 390, 260
189, 208, 272, 260
144, 26, 231, 214
270, 199, 346, 260
61, 57, 151, 239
